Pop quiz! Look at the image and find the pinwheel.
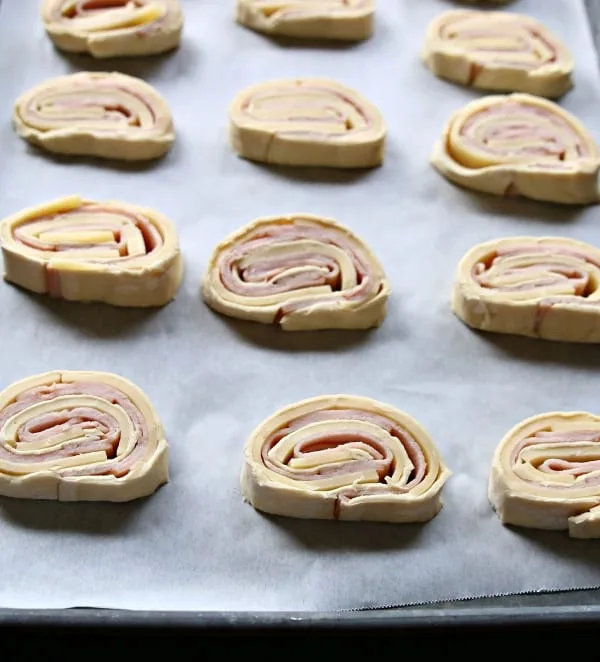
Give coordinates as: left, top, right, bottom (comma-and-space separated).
229, 78, 386, 168
0, 371, 168, 502
423, 10, 572, 97
490, 411, 600, 538
241, 395, 450, 522
235, 0, 374, 41
452, 236, 600, 342
0, 195, 183, 307
13, 72, 175, 161
201, 214, 389, 330
431, 93, 600, 204
41, 0, 183, 58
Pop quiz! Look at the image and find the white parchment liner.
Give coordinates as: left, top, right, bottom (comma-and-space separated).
0, 0, 599, 611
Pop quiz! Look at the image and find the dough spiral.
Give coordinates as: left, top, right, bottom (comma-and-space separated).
41, 0, 183, 58
423, 10, 572, 98
13, 71, 174, 161
490, 412, 600, 538
241, 395, 450, 522
236, 0, 374, 41
432, 93, 600, 204
229, 77, 386, 168
452, 236, 600, 342
201, 214, 389, 331
0, 371, 168, 502
0, 195, 183, 307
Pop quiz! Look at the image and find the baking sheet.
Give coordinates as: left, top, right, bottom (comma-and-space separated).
1, 0, 600, 613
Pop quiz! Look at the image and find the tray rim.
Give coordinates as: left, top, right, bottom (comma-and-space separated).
1, 0, 599, 630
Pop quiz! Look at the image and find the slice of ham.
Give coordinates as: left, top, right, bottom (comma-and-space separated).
261, 408, 428, 493
0, 380, 148, 478
241, 395, 450, 523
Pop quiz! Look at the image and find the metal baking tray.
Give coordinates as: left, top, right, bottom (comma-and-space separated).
1, 0, 600, 635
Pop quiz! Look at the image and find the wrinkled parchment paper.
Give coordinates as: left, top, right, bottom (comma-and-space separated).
1, 0, 600, 612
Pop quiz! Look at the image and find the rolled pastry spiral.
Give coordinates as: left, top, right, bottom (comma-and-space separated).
201, 214, 390, 331
236, 0, 374, 41
241, 395, 450, 522
490, 412, 600, 538
229, 78, 386, 168
0, 371, 168, 502
0, 195, 183, 307
42, 0, 184, 58
452, 236, 600, 342
432, 93, 600, 204
13, 71, 174, 161
423, 10, 573, 98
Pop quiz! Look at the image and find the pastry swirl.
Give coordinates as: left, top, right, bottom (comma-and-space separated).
0, 371, 168, 502
42, 0, 183, 58
0, 195, 183, 307
229, 77, 386, 168
432, 93, 600, 204
452, 236, 600, 342
241, 395, 450, 522
490, 412, 600, 538
201, 214, 389, 331
13, 72, 174, 161
236, 0, 374, 41
423, 10, 572, 98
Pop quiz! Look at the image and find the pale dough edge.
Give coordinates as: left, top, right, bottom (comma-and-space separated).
236, 1, 374, 41
229, 122, 385, 168
200, 214, 390, 330
0, 371, 169, 502
423, 49, 572, 99
241, 394, 450, 522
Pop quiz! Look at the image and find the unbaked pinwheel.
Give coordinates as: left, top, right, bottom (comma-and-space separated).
229, 78, 386, 168
432, 93, 600, 204
13, 72, 174, 161
423, 10, 573, 98
236, 1, 374, 41
241, 395, 450, 522
201, 214, 389, 331
42, 0, 184, 58
490, 411, 600, 538
0, 195, 183, 307
0, 371, 168, 502
452, 236, 600, 342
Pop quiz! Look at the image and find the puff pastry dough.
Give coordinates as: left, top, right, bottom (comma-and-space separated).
0, 371, 168, 502
453, 236, 600, 342
490, 412, 600, 538
432, 93, 600, 204
241, 395, 450, 522
42, 0, 183, 58
236, 0, 374, 41
14, 72, 174, 161
201, 214, 389, 331
0, 195, 183, 307
423, 10, 573, 98
229, 78, 386, 168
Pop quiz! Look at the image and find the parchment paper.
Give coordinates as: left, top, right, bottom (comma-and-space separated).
1, 0, 600, 612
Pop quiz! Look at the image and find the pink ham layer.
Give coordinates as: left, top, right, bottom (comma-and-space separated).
23, 81, 159, 129
219, 222, 383, 318
260, 408, 429, 500
47, 0, 169, 34
509, 428, 600, 488
457, 102, 589, 163
472, 244, 600, 296
437, 18, 560, 71
12, 203, 163, 298
0, 379, 150, 479
13, 205, 162, 256
240, 84, 373, 137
